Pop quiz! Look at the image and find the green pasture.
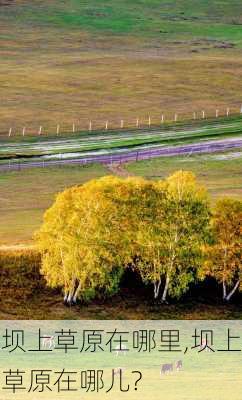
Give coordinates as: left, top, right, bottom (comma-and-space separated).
126, 149, 242, 200
0, 147, 241, 246
0, 321, 242, 399
3, 0, 242, 43
0, 164, 107, 245
1, 1, 242, 131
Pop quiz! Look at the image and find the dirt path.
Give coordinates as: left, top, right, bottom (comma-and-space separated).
107, 163, 134, 177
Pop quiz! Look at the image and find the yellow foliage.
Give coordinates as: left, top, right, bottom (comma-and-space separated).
202, 198, 242, 299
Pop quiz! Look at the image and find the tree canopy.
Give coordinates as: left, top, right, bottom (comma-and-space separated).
37, 175, 161, 303
136, 171, 210, 302
202, 198, 242, 301
36, 171, 240, 305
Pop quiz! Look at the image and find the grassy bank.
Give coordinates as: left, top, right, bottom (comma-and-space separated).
1, 116, 242, 159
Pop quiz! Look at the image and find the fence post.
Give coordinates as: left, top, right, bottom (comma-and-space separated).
105, 121, 108, 130
73, 123, 75, 133
136, 118, 139, 128
22, 127, 25, 137
216, 109, 219, 118
148, 116, 151, 127
193, 112, 196, 120
121, 119, 124, 129
39, 126, 42, 135
174, 113, 178, 122
226, 108, 230, 117
89, 121, 92, 132
8, 128, 12, 137
161, 115, 164, 124
240, 105, 242, 114
202, 110, 205, 119
57, 124, 60, 136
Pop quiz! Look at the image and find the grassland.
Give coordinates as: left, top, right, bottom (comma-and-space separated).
0, 164, 107, 244
0, 147, 241, 246
1, 1, 242, 320
1, 1, 242, 133
126, 149, 242, 200
1, 321, 242, 400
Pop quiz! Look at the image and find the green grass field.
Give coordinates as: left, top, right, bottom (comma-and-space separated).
1, 321, 241, 400
0, 148, 241, 246
126, 149, 242, 200
0, 164, 107, 245
1, 1, 242, 133
3, 1, 242, 40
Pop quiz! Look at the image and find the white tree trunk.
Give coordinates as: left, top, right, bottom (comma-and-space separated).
161, 229, 177, 304
222, 247, 227, 300
67, 292, 73, 304
64, 291, 68, 303
222, 279, 227, 300
154, 280, 161, 299
73, 281, 82, 304
66, 280, 76, 305
225, 280, 240, 301
161, 274, 170, 303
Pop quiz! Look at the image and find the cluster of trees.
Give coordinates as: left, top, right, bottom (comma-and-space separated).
36, 171, 242, 305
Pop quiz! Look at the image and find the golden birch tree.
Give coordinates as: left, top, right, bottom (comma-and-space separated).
202, 198, 242, 301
